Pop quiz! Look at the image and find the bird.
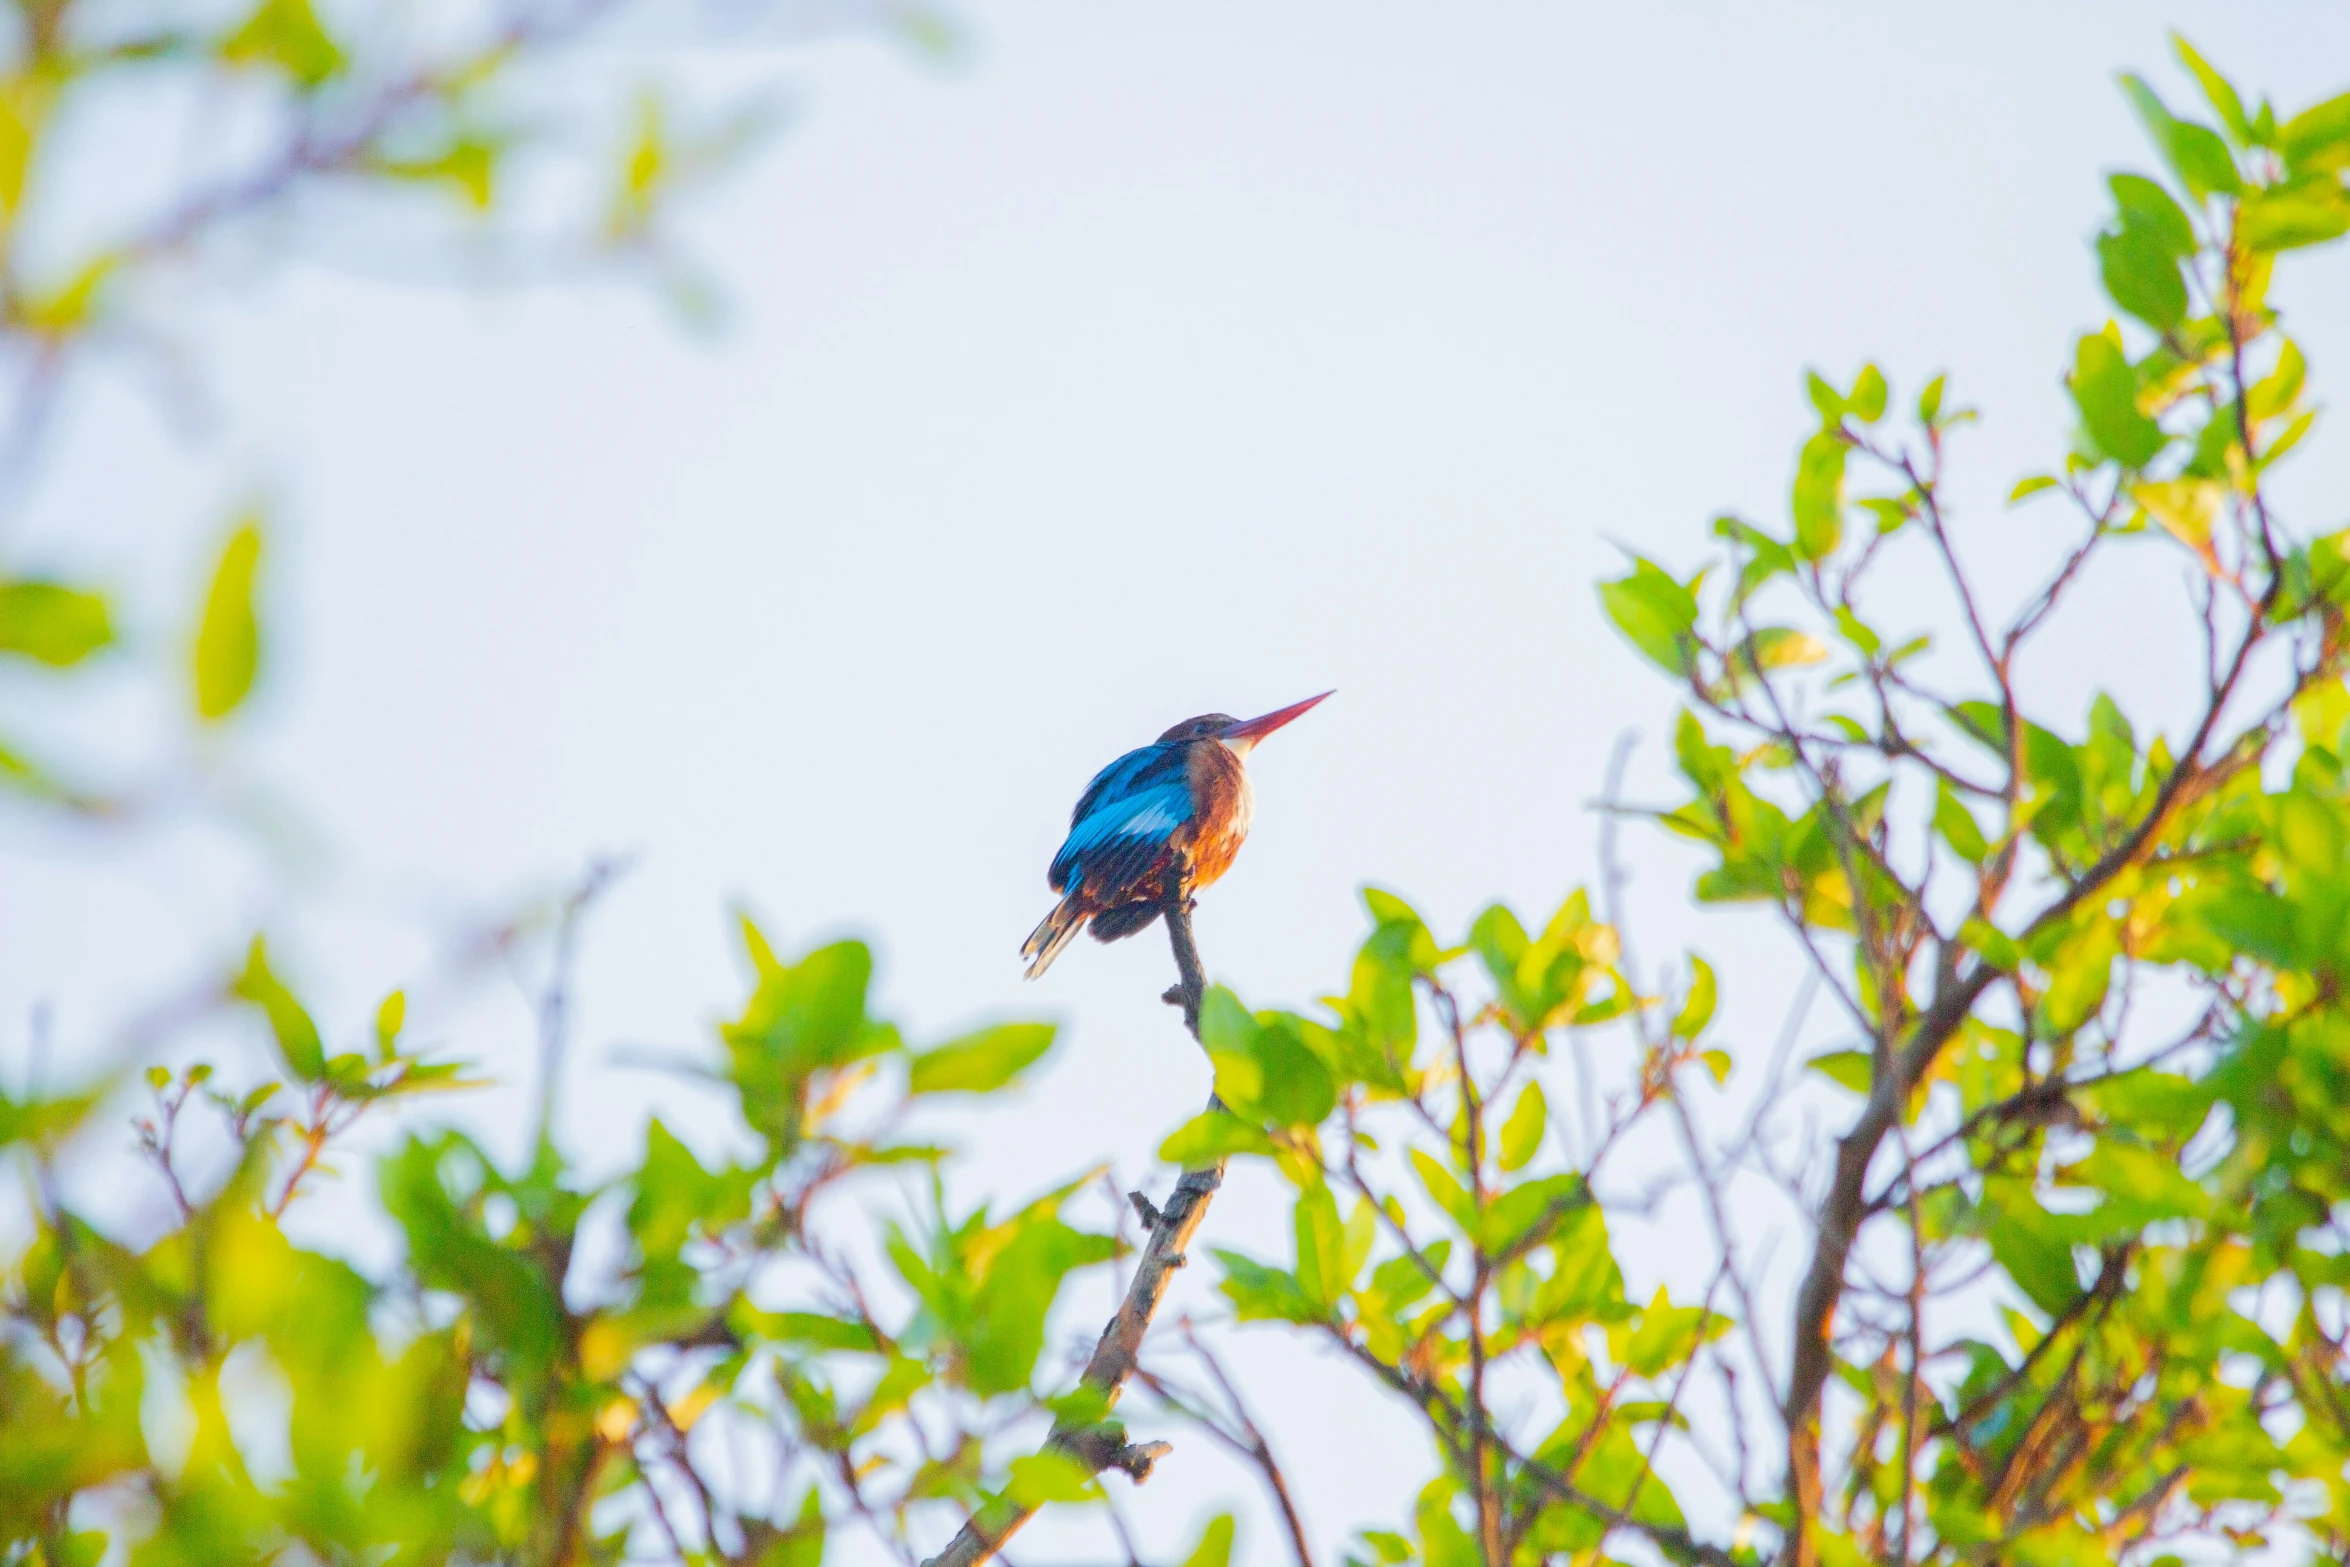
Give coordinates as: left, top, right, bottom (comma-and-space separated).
1022, 691, 1333, 979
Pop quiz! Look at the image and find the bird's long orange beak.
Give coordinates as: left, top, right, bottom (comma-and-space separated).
1218, 690, 1334, 748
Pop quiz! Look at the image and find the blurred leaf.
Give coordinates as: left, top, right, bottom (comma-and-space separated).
1293, 1182, 1347, 1307
232, 937, 324, 1081
1848, 364, 1888, 423
1409, 1148, 1478, 1235
1917, 373, 1946, 424
908, 1022, 1054, 1096
374, 990, 405, 1058
1806, 1050, 1870, 1093
1005, 1449, 1096, 1506
1215, 1250, 1320, 1324
2098, 221, 2187, 327
0, 1082, 109, 1148
2110, 173, 2198, 254
2069, 330, 2166, 468
1745, 627, 1828, 671
193, 517, 263, 722
1791, 432, 1846, 561
0, 580, 112, 666
1160, 1109, 1276, 1164
2171, 36, 2251, 144
1498, 1081, 1545, 1172
2120, 75, 2241, 199
1181, 1514, 1236, 1567
1672, 956, 1716, 1041
2281, 90, 2350, 175
1478, 1173, 1583, 1257
1598, 556, 1699, 675
2239, 177, 2350, 252
2249, 340, 2306, 420
2132, 478, 2223, 566
220, 0, 345, 87
1935, 780, 1990, 863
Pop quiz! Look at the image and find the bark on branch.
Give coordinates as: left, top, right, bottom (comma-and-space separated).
922, 890, 1224, 1567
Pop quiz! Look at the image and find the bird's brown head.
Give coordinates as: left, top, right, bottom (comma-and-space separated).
1158, 690, 1334, 754
1157, 714, 1236, 743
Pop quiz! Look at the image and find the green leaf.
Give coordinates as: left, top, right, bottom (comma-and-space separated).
1805, 1049, 1870, 1093
193, 518, 264, 722
1478, 1173, 1584, 1257
1934, 780, 1990, 863
1159, 1109, 1276, 1164
232, 937, 324, 1081
2120, 75, 2241, 199
1293, 1182, 1347, 1307
1203, 995, 1337, 1128
0, 581, 112, 667
1181, 1515, 1236, 1567
1745, 627, 1828, 671
2109, 174, 2198, 255
1671, 957, 1716, 1041
1982, 1180, 2083, 1314
1848, 363, 1888, 423
2097, 222, 2187, 328
1215, 1250, 1320, 1323
1409, 1147, 1478, 1235
1498, 1081, 1546, 1172
2281, 91, 2350, 175
908, 1022, 1054, 1095
1917, 374, 1946, 425
2249, 339, 2307, 420
1005, 1450, 1097, 1506
2068, 330, 2166, 468
374, 989, 406, 1060
2239, 177, 2350, 252
220, 0, 345, 87
1597, 557, 1699, 675
2007, 474, 2060, 504
2171, 36, 2251, 144
1960, 917, 2022, 972
2131, 478, 2223, 561
1791, 432, 1846, 561
1620, 1285, 1727, 1376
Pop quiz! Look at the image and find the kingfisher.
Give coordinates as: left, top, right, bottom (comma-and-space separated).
1022, 691, 1333, 979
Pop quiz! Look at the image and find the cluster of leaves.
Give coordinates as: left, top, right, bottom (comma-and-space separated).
0, 0, 881, 808
9, 25, 2350, 1567
1168, 887, 1741, 1567
1, 910, 1144, 1564
1576, 35, 2350, 1566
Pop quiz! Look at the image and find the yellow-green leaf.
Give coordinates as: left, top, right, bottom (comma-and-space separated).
1181, 1515, 1236, 1567
2130, 478, 2222, 566
221, 0, 345, 87
0, 580, 112, 666
1671, 956, 1717, 1041
193, 518, 263, 722
907, 1022, 1053, 1096
1498, 1081, 1546, 1172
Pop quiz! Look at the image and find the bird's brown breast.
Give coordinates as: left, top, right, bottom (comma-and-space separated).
1182, 740, 1254, 890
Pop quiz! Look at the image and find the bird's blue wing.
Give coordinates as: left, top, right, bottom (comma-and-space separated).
1051, 743, 1193, 894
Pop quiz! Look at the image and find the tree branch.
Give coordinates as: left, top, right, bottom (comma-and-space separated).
922, 888, 1222, 1567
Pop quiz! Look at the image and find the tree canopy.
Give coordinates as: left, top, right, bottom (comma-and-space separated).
5, 15, 2350, 1567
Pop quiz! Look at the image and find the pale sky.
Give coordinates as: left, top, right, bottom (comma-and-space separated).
7, 3, 2350, 1560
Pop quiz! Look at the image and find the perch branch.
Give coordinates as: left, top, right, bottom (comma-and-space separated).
922, 886, 1224, 1567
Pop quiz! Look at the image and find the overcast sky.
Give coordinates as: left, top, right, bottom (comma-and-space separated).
8, 3, 2350, 1559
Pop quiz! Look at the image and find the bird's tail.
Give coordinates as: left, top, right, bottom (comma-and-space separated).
1021, 893, 1088, 980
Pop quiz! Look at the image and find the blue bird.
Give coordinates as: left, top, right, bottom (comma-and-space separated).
1023, 692, 1332, 978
